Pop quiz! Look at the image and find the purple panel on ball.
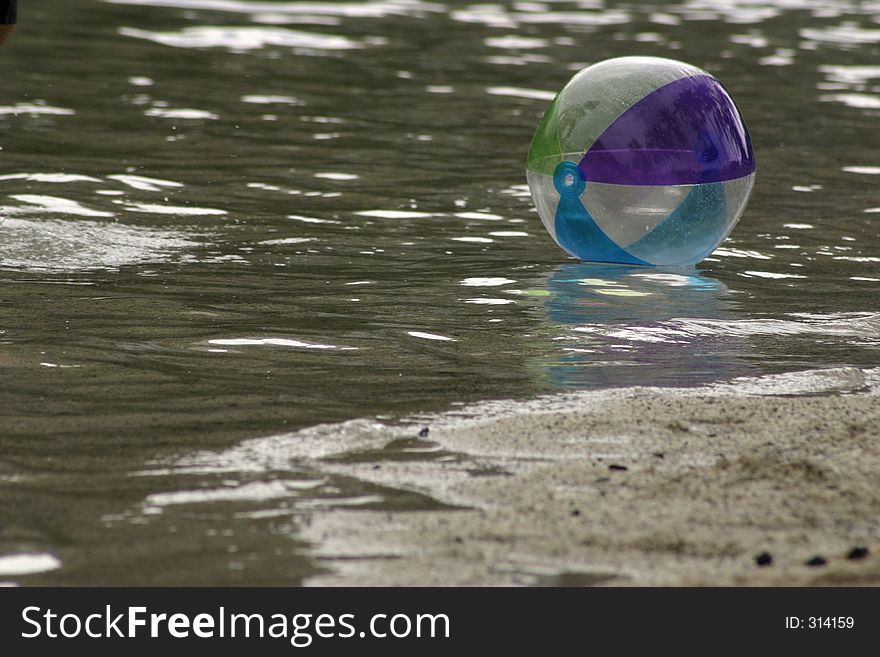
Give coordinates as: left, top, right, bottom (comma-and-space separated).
579, 75, 755, 186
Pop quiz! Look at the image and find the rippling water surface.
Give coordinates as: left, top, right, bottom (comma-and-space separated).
2, 0, 880, 584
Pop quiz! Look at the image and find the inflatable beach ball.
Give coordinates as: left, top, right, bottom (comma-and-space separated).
527, 56, 755, 267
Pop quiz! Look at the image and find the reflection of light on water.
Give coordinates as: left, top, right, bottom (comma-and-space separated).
820, 65, 880, 85
355, 210, 432, 219
729, 34, 767, 48
0, 171, 245, 271
144, 479, 325, 509
297, 495, 384, 509
572, 313, 880, 342
630, 272, 701, 287
820, 93, 880, 110
817, 63, 880, 110
407, 331, 456, 341
801, 24, 880, 45
0, 103, 75, 116
0, 173, 101, 183
208, 338, 356, 350
0, 217, 198, 272
500, 184, 532, 198
314, 172, 359, 181
241, 94, 302, 105
759, 48, 794, 66
485, 86, 556, 101
107, 174, 183, 191
6, 194, 113, 218
711, 367, 869, 396
712, 247, 772, 260
454, 211, 504, 221
460, 277, 515, 287
833, 255, 880, 262
673, 313, 880, 338
144, 107, 220, 119
463, 298, 515, 305
121, 202, 227, 215
452, 5, 630, 28
451, 236, 493, 243
0, 553, 61, 577
484, 36, 548, 49
120, 26, 365, 51
106, 0, 445, 19
534, 263, 751, 388
258, 237, 313, 245
740, 270, 806, 279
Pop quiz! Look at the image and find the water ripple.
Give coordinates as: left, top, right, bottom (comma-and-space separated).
120, 26, 366, 51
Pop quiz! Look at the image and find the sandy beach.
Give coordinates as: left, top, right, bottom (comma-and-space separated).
259, 367, 880, 586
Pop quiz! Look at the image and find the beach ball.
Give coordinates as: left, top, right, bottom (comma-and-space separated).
527, 56, 755, 267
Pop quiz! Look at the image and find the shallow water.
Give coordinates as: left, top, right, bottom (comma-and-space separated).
1, 0, 880, 584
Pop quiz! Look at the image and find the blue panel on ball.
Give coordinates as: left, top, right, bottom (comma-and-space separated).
554, 194, 649, 266
624, 183, 727, 265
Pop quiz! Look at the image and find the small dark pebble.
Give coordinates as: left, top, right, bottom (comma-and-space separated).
847, 547, 869, 560
418, 427, 429, 437
372, 464, 381, 470
805, 555, 827, 567
755, 552, 773, 567
652, 452, 665, 459
571, 509, 581, 517
453, 536, 463, 543
608, 464, 628, 471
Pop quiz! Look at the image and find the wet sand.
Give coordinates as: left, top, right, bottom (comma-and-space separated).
298, 368, 880, 586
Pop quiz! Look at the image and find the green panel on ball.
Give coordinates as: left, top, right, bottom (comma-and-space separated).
526, 93, 563, 175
